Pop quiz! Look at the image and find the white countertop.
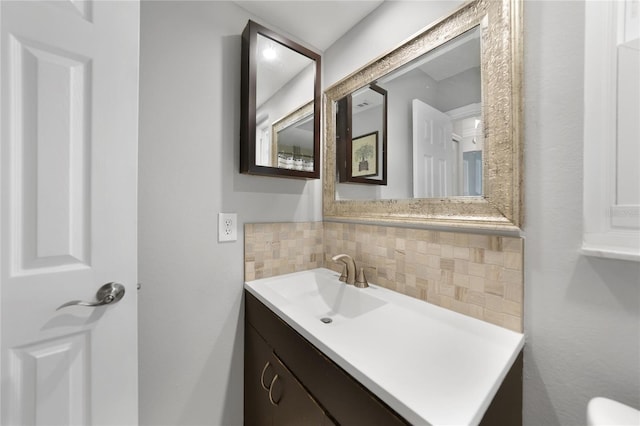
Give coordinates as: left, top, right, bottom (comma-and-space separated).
245, 268, 524, 426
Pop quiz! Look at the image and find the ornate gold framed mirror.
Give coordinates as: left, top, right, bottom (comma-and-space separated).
323, 0, 523, 230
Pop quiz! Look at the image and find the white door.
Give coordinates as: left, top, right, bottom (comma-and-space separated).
0, 1, 139, 425
412, 99, 454, 198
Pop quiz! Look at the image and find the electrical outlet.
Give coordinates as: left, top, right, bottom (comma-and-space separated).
218, 213, 237, 242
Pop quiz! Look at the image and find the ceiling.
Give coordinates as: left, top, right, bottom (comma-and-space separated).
233, 1, 384, 51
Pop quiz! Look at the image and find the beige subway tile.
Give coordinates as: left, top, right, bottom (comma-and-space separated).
425, 230, 440, 244
439, 232, 455, 245
439, 294, 455, 309
416, 264, 429, 280
483, 309, 505, 327
485, 293, 504, 312
406, 273, 417, 287
455, 286, 467, 301
427, 290, 441, 305
453, 272, 470, 288
440, 258, 455, 271
485, 279, 505, 297
426, 267, 441, 281
396, 258, 406, 274
469, 234, 491, 249
504, 282, 523, 303
465, 289, 486, 307
468, 262, 486, 277
503, 237, 523, 253
405, 238, 418, 253
485, 264, 502, 281
488, 236, 503, 251
466, 301, 485, 318
414, 277, 427, 289
454, 259, 469, 275
441, 245, 454, 259
454, 246, 470, 260
452, 298, 483, 319
416, 252, 428, 266
503, 299, 522, 317
426, 255, 441, 269
438, 281, 456, 298
484, 250, 505, 266
453, 232, 470, 247
505, 251, 523, 271
245, 262, 255, 281
503, 314, 523, 332
500, 269, 523, 285
404, 285, 420, 299
470, 248, 485, 263
405, 262, 417, 277
440, 269, 454, 285
426, 242, 441, 255
469, 275, 485, 292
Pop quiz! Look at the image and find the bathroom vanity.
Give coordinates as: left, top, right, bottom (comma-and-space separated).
244, 269, 524, 425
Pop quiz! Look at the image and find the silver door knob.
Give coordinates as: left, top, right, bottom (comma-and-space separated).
56, 282, 125, 311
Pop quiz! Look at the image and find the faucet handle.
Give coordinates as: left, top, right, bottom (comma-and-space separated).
355, 267, 369, 288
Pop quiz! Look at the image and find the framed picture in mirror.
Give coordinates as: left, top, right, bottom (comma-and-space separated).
351, 132, 378, 178
336, 84, 388, 185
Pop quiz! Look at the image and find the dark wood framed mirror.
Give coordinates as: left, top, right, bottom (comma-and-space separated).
240, 20, 321, 179
336, 83, 388, 185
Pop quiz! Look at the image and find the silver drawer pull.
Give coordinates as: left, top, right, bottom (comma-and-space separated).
268, 374, 280, 406
260, 362, 273, 391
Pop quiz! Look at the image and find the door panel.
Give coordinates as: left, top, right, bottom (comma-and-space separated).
412, 99, 454, 198
1, 1, 139, 425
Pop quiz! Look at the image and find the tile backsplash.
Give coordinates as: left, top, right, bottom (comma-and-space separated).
244, 221, 523, 332
244, 222, 324, 281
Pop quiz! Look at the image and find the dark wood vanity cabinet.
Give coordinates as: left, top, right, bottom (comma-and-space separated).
244, 290, 523, 425
245, 324, 333, 425
245, 291, 408, 425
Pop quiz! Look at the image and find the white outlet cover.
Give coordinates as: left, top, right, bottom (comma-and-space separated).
218, 213, 237, 242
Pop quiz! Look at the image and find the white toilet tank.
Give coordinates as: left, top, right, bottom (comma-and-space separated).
588, 397, 640, 426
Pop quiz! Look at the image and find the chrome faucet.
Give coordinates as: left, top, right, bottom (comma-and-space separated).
331, 254, 369, 288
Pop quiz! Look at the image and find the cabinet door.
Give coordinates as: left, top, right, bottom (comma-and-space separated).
246, 324, 334, 426
270, 355, 334, 426
245, 325, 275, 426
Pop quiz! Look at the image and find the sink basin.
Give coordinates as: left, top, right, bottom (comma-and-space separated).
259, 269, 386, 319
245, 268, 525, 425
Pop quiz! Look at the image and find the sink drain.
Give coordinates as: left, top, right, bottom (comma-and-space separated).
320, 317, 333, 324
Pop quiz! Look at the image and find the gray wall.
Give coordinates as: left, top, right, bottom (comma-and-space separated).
138, 2, 320, 425
138, 1, 639, 425
523, 1, 640, 423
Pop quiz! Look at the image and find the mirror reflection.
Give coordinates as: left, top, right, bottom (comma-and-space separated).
240, 20, 320, 179
337, 84, 388, 186
335, 26, 482, 200
271, 102, 314, 171
255, 33, 315, 169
